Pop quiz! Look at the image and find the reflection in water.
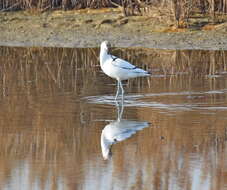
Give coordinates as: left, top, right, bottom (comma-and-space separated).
101, 102, 150, 160
0, 46, 226, 190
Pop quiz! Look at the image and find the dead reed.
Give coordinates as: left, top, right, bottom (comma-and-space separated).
0, 0, 227, 26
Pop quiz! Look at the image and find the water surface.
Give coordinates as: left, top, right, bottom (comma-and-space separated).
0, 47, 226, 190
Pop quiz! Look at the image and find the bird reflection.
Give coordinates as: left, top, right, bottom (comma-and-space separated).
101, 101, 150, 160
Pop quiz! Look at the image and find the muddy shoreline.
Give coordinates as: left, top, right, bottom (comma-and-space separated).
1, 9, 227, 49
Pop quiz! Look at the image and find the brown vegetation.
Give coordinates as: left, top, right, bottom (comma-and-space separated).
0, 0, 227, 27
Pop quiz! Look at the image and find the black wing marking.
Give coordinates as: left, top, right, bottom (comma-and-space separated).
112, 63, 138, 70
110, 55, 118, 62
110, 56, 138, 70
119, 65, 138, 70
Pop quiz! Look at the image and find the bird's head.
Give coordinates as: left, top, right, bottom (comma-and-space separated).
102, 145, 112, 160
101, 41, 111, 52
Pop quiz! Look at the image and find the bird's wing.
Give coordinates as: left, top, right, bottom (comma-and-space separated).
113, 121, 150, 142
114, 129, 137, 141
109, 55, 137, 70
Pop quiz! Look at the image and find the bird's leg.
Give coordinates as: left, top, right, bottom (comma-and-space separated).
118, 99, 124, 120
119, 81, 124, 103
115, 101, 121, 121
115, 92, 124, 121
115, 80, 120, 101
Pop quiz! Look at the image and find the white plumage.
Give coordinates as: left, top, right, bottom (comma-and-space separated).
101, 120, 150, 160
99, 41, 151, 100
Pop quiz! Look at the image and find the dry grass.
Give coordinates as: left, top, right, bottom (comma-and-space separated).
1, 0, 227, 26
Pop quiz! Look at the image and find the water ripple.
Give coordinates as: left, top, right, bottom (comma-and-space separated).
83, 89, 227, 112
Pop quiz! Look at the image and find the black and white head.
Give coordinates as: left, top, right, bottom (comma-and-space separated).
101, 41, 111, 52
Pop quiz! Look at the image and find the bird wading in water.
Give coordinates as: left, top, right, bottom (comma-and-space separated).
99, 41, 151, 101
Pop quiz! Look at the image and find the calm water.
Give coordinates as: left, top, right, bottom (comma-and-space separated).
0, 46, 227, 190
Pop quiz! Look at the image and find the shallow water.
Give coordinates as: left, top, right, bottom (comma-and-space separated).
0, 46, 227, 190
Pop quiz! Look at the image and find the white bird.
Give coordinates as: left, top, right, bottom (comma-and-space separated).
99, 41, 151, 101
101, 119, 150, 160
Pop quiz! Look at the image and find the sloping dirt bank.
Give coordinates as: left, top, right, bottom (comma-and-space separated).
1, 8, 227, 49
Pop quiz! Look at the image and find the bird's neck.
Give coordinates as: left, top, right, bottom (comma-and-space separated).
100, 48, 109, 66
101, 132, 111, 159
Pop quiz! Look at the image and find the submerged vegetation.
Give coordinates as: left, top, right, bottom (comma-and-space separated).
1, 0, 227, 27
